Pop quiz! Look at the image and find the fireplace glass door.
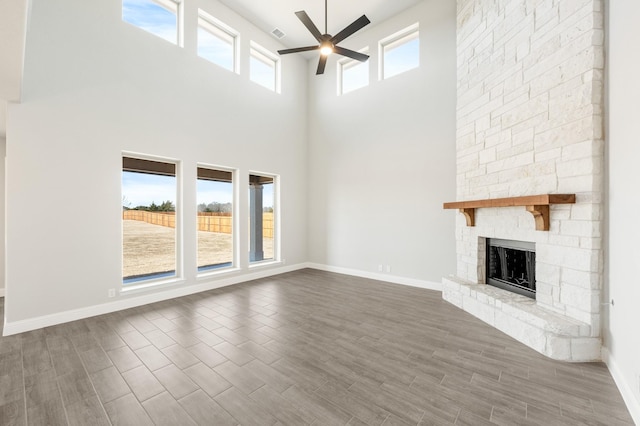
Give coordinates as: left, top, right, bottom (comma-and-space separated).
486, 238, 536, 299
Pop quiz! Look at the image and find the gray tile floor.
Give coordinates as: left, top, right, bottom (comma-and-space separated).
0, 269, 634, 425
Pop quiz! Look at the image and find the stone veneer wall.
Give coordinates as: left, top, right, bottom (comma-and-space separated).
449, 0, 604, 352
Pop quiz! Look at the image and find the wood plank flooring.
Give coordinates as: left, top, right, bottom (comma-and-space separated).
0, 269, 634, 425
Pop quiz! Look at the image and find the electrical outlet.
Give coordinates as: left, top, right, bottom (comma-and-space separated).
108, 289, 116, 298
282, 258, 286, 264
378, 264, 383, 272
385, 265, 391, 273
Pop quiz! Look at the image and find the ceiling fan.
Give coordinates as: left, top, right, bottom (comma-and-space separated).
277, 0, 371, 75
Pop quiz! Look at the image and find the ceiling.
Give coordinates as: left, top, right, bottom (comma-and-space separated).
217, 0, 425, 49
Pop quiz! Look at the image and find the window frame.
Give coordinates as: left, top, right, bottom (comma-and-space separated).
121, 153, 182, 292
122, 0, 184, 47
248, 172, 279, 266
197, 10, 240, 74
249, 41, 281, 93
378, 23, 420, 80
196, 164, 238, 276
337, 47, 370, 95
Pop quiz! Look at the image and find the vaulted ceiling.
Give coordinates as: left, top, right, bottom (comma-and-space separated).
217, 0, 425, 49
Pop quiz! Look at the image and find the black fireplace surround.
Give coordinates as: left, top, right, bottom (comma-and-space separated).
486, 238, 536, 299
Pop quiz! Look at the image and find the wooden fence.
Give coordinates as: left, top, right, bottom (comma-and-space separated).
123, 210, 273, 237
123, 210, 176, 228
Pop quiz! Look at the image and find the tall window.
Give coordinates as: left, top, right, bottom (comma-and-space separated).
250, 42, 279, 92
122, 157, 178, 285
197, 167, 234, 272
338, 48, 369, 95
122, 0, 182, 45
249, 174, 276, 263
380, 24, 420, 80
197, 11, 239, 73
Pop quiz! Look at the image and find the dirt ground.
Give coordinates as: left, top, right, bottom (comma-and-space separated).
123, 220, 273, 278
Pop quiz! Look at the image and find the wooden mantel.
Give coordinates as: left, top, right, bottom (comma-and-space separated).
443, 194, 576, 231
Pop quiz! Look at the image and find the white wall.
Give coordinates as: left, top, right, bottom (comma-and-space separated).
307, 0, 456, 285
0, 137, 4, 298
4, 0, 308, 328
606, 0, 640, 421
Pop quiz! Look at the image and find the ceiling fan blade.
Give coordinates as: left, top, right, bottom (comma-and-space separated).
295, 11, 323, 42
330, 15, 371, 45
316, 55, 328, 75
278, 46, 320, 55
334, 46, 369, 62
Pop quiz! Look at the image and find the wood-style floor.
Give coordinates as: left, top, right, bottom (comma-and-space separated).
0, 269, 634, 425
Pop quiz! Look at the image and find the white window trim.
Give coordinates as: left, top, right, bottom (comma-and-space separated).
249, 41, 281, 94
121, 152, 183, 291
196, 164, 238, 277
378, 22, 420, 80
337, 47, 370, 95
197, 10, 240, 74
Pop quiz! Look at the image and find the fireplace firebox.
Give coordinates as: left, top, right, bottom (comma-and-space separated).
486, 238, 536, 299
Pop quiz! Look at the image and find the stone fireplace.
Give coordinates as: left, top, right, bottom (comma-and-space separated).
443, 0, 604, 361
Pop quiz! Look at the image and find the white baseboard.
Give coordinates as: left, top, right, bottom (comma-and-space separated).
2, 263, 307, 336
602, 347, 640, 424
2, 263, 440, 336
306, 263, 442, 292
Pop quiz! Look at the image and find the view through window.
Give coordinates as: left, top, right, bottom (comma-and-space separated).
250, 43, 278, 92
122, 0, 181, 45
197, 167, 234, 272
381, 24, 420, 79
122, 157, 177, 285
249, 174, 275, 263
339, 49, 369, 95
197, 12, 237, 72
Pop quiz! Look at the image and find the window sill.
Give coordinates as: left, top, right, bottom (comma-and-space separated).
248, 259, 282, 269
121, 277, 185, 295
197, 266, 241, 281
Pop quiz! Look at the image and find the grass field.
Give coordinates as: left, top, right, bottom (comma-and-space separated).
123, 220, 273, 279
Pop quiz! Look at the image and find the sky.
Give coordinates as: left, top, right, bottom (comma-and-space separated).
122, 171, 175, 208
198, 27, 234, 71
250, 54, 276, 91
197, 179, 233, 205
122, 171, 273, 208
342, 59, 369, 94
123, 0, 178, 44
384, 37, 420, 79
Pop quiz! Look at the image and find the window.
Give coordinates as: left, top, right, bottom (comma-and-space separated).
380, 23, 420, 80
197, 167, 234, 272
122, 0, 182, 45
250, 42, 279, 92
197, 11, 239, 73
338, 48, 369, 95
122, 156, 178, 285
249, 174, 276, 263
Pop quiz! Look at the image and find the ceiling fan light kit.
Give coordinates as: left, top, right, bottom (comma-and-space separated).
277, 0, 371, 75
